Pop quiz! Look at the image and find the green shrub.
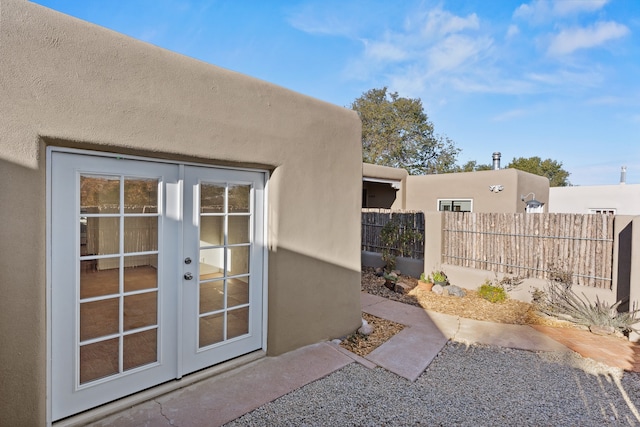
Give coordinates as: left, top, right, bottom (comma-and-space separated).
478, 281, 508, 303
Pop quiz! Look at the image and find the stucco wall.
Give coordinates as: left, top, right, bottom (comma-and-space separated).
362, 163, 408, 209
405, 169, 549, 213
0, 1, 362, 424
549, 184, 640, 215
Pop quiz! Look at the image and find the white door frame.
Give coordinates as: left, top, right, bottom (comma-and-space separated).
46, 147, 269, 423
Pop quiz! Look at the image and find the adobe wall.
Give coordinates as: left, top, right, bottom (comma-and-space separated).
0, 1, 362, 424
406, 169, 549, 213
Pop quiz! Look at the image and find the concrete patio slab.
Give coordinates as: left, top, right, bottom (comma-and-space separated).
362, 297, 434, 326
365, 325, 449, 381
453, 318, 571, 353
89, 342, 354, 427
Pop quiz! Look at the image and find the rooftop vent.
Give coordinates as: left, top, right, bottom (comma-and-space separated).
492, 152, 501, 170
620, 166, 627, 185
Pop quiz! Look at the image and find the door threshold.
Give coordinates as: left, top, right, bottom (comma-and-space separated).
53, 350, 266, 427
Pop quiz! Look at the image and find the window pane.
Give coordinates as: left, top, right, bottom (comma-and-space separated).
80, 175, 120, 214
228, 246, 249, 276
200, 216, 224, 246
227, 277, 249, 307
199, 313, 224, 347
124, 178, 158, 213
124, 292, 157, 331
124, 217, 158, 253
228, 216, 249, 244
227, 307, 249, 339
199, 248, 224, 280
82, 217, 119, 256
80, 263, 119, 299
201, 183, 225, 213
228, 184, 250, 213
124, 255, 157, 292
200, 280, 225, 314
80, 338, 119, 384
123, 329, 157, 371
80, 298, 120, 341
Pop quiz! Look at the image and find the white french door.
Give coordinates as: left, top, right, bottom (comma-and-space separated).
50, 151, 265, 421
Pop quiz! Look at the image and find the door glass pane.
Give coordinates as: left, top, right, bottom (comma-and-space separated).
124, 255, 157, 292
80, 174, 120, 214
80, 217, 120, 256
228, 246, 249, 276
124, 178, 158, 213
123, 329, 157, 371
124, 217, 158, 253
227, 278, 249, 307
124, 292, 157, 331
228, 184, 250, 212
200, 280, 224, 313
80, 262, 119, 299
80, 338, 119, 384
199, 248, 224, 280
200, 216, 224, 246
228, 216, 249, 244
227, 307, 249, 339
80, 298, 119, 341
201, 183, 225, 213
199, 313, 224, 347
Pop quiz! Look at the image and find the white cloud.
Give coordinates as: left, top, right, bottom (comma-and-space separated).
514, 0, 610, 23
419, 8, 480, 37
506, 24, 520, 38
427, 34, 492, 75
364, 39, 408, 62
547, 21, 629, 55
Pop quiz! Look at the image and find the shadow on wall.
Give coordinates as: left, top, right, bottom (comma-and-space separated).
617, 222, 632, 311
0, 155, 46, 423
267, 246, 362, 355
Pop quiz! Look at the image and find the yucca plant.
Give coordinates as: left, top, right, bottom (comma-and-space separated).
536, 281, 640, 335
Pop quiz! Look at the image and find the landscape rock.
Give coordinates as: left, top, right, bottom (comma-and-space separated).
446, 285, 466, 297
358, 319, 374, 336
374, 267, 384, 277
432, 284, 444, 295
394, 281, 415, 294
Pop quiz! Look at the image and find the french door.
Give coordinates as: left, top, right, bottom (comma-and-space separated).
50, 151, 265, 421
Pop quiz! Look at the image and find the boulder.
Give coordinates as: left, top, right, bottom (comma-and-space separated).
432, 284, 444, 295
446, 285, 466, 297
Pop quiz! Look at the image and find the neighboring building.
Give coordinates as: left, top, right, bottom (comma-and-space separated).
549, 184, 640, 215
363, 162, 550, 214
362, 163, 408, 209
1, 1, 362, 424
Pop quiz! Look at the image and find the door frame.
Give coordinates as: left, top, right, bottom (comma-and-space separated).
46, 147, 270, 424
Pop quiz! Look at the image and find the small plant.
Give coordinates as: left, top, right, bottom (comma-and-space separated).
419, 272, 428, 282
534, 281, 640, 335
431, 270, 448, 285
379, 216, 423, 272
478, 279, 508, 303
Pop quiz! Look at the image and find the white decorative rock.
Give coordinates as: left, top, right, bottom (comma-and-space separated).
358, 319, 374, 336
432, 284, 444, 295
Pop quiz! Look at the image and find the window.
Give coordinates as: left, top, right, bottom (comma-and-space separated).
589, 208, 616, 215
437, 199, 472, 212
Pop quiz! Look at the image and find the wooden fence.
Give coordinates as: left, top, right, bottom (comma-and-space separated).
442, 212, 615, 288
361, 209, 425, 260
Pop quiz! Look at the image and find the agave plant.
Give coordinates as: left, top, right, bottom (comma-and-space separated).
536, 281, 640, 335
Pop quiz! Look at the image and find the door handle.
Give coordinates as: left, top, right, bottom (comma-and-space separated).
184, 272, 193, 280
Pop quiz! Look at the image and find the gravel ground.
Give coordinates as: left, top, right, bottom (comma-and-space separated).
226, 342, 640, 427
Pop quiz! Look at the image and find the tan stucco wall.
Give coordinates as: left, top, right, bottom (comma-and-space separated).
549, 184, 640, 215
0, 1, 362, 424
405, 169, 549, 213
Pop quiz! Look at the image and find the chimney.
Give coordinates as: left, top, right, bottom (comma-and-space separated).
620, 166, 627, 185
492, 152, 501, 170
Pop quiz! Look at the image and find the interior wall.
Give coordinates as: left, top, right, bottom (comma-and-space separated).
0, 1, 362, 424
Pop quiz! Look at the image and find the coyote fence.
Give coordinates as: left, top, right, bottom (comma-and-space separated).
361, 209, 425, 260
442, 212, 615, 288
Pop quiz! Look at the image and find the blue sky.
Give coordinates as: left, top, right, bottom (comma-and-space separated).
33, 0, 640, 185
